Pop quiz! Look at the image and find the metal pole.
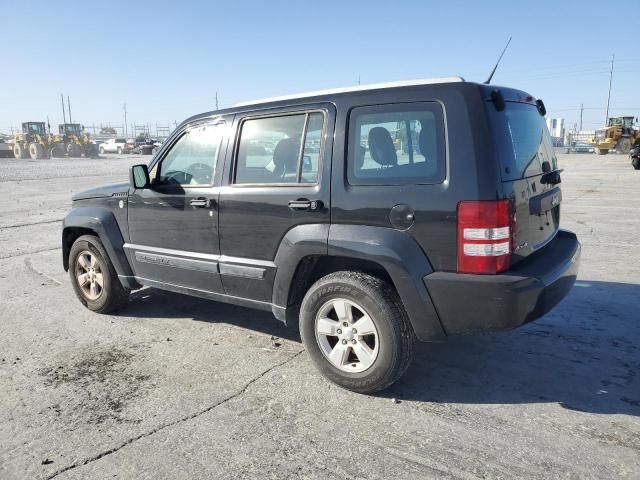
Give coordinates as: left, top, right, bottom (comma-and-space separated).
67, 96, 72, 123
123, 104, 128, 137
215, 92, 219, 110
579, 104, 583, 131
61, 94, 67, 124
605, 54, 614, 125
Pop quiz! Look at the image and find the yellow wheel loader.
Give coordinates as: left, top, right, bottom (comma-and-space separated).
12, 122, 52, 159
591, 116, 639, 155
56, 124, 99, 158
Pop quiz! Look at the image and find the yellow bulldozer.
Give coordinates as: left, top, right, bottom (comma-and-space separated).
591, 116, 639, 155
52, 123, 98, 158
12, 122, 54, 159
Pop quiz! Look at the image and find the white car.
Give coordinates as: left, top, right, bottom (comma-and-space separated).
98, 138, 127, 154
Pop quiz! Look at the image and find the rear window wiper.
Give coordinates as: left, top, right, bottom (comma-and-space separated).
541, 168, 563, 185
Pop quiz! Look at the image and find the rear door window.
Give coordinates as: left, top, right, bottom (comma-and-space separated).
347, 103, 446, 185
234, 112, 324, 185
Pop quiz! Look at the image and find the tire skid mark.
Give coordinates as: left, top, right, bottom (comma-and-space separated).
24, 257, 62, 286
0, 247, 60, 260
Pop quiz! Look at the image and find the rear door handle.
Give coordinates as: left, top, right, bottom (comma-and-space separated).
190, 197, 212, 208
288, 199, 323, 211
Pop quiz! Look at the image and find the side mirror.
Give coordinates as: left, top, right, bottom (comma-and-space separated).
130, 164, 150, 189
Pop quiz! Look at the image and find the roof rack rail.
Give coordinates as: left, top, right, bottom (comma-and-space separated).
234, 76, 465, 107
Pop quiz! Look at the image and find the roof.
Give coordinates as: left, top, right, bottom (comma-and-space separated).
234, 76, 465, 107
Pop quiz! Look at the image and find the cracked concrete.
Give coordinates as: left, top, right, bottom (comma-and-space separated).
0, 153, 639, 479
45, 350, 304, 479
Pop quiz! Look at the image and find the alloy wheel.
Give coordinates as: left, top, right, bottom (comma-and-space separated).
75, 250, 104, 301
315, 298, 379, 373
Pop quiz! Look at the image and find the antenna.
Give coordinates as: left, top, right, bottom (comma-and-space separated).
485, 37, 512, 85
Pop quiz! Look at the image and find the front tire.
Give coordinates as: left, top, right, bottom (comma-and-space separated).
13, 144, 25, 159
632, 157, 640, 170
69, 235, 129, 313
29, 142, 45, 159
300, 271, 415, 394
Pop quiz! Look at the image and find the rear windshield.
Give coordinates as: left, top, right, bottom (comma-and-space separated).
491, 102, 556, 181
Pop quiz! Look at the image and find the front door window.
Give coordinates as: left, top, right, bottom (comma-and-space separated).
156, 124, 223, 186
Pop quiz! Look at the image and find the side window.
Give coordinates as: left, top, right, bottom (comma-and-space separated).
347, 103, 445, 185
156, 123, 222, 186
234, 112, 324, 185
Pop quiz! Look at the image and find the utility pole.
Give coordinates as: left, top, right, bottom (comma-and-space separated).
67, 96, 72, 123
61, 93, 67, 124
215, 92, 219, 110
605, 54, 614, 126
123, 103, 128, 137
357, 75, 361, 85
579, 103, 584, 131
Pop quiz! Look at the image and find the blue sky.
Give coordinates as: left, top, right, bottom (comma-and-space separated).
1, 0, 638, 134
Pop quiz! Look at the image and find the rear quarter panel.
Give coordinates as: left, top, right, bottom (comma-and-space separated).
330, 83, 501, 272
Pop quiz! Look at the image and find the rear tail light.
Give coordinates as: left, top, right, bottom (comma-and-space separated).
457, 200, 513, 274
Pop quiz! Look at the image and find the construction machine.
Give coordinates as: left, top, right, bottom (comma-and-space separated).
53, 123, 99, 158
12, 122, 53, 159
591, 116, 639, 155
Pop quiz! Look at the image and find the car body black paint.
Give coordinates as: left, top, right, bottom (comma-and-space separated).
63, 80, 580, 342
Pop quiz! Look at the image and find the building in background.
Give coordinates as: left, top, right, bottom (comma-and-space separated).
546, 117, 565, 146
546, 117, 564, 138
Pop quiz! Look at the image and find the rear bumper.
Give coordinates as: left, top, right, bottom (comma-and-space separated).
424, 230, 581, 336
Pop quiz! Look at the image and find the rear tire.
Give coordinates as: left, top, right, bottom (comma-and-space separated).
29, 143, 44, 160
87, 144, 99, 158
99, 146, 105, 155
632, 157, 640, 170
117, 147, 122, 154
49, 145, 64, 158
617, 138, 631, 155
68, 235, 129, 313
300, 271, 415, 394
595, 148, 608, 155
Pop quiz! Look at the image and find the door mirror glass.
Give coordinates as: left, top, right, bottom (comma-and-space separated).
130, 164, 150, 189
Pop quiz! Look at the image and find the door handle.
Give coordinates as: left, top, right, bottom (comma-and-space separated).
190, 197, 212, 208
288, 199, 323, 211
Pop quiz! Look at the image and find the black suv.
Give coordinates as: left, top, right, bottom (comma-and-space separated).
62, 78, 580, 393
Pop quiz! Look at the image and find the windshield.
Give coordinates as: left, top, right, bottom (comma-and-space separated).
62, 124, 81, 135
491, 102, 557, 181
28, 123, 46, 135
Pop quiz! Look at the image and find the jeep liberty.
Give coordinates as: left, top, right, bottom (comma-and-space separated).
63, 77, 581, 393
